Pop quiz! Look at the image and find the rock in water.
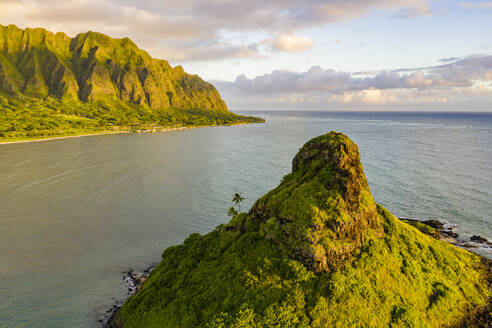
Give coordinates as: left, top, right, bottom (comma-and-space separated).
471, 235, 490, 244
249, 132, 384, 272
109, 132, 491, 328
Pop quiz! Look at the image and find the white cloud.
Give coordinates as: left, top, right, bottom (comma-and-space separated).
214, 55, 492, 109
152, 43, 264, 62
461, 2, 492, 8
270, 34, 313, 52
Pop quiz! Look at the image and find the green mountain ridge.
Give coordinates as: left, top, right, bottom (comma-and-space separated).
109, 132, 491, 328
0, 24, 262, 140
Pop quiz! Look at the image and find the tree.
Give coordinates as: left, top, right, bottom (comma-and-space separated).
232, 193, 245, 211
228, 206, 238, 218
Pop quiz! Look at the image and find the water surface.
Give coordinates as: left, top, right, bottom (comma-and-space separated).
1, 111, 491, 327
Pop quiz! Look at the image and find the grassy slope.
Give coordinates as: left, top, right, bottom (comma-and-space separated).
117, 208, 488, 328
114, 132, 490, 328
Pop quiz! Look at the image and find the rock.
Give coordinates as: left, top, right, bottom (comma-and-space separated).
399, 218, 441, 239
102, 264, 157, 327
441, 223, 459, 238
442, 230, 459, 238
461, 243, 480, 249
421, 219, 444, 230
398, 218, 492, 253
250, 132, 384, 273
471, 235, 489, 243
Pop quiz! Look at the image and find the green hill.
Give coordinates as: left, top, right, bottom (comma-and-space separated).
0, 24, 262, 141
108, 132, 490, 328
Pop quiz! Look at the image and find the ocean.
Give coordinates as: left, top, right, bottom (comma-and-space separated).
0, 111, 490, 327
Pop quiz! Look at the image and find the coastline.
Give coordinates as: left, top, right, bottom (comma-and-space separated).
102, 264, 158, 328
0, 131, 131, 145
0, 122, 257, 145
399, 217, 492, 256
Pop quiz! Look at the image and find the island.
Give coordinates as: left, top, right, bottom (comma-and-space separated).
0, 24, 263, 143
106, 132, 491, 327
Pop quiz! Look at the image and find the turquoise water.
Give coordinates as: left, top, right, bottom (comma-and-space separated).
0, 111, 491, 327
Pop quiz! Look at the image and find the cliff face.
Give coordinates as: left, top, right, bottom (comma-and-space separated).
0, 24, 228, 112
111, 132, 490, 328
250, 132, 384, 272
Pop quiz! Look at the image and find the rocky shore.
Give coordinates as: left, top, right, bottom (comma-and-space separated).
102, 264, 157, 327
399, 217, 492, 253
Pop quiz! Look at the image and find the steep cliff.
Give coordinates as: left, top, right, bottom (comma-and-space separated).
0, 24, 262, 140
109, 132, 491, 328
0, 24, 227, 111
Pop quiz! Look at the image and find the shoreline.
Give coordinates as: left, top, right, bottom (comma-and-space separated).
0, 131, 130, 145
399, 217, 492, 254
0, 122, 256, 145
102, 264, 158, 328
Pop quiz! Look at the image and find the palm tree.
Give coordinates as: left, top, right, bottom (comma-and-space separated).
227, 206, 238, 218
232, 192, 245, 211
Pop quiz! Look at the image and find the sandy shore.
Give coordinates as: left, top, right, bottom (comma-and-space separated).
0, 131, 131, 145
0, 123, 253, 145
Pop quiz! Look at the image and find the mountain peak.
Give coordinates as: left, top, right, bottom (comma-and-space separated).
292, 131, 370, 210
249, 132, 383, 272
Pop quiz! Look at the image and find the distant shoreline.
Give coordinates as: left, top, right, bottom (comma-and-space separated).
0, 131, 131, 145
0, 122, 254, 145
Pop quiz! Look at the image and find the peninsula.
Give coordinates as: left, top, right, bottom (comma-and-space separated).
0, 24, 263, 142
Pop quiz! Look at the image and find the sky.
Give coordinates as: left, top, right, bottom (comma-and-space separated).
1, 0, 491, 111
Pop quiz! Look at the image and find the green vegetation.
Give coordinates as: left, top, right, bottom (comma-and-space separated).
111, 132, 490, 328
400, 219, 440, 239
228, 193, 245, 218
232, 193, 245, 212
0, 24, 263, 141
0, 93, 262, 140
227, 206, 239, 218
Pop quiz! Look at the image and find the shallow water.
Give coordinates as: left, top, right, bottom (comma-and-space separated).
0, 111, 491, 327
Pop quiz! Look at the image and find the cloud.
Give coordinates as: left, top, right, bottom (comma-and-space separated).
152, 43, 264, 62
269, 34, 314, 52
214, 54, 492, 108
390, 5, 433, 17
0, 0, 432, 61
430, 55, 492, 85
461, 2, 492, 8
438, 57, 461, 62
